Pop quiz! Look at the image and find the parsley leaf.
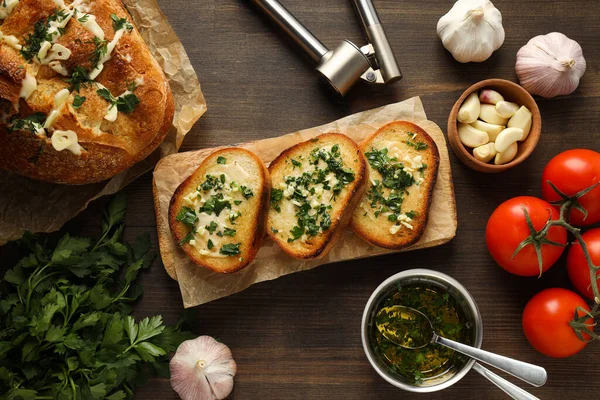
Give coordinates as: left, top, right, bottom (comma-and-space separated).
200, 193, 231, 216
72, 95, 86, 109
175, 206, 198, 227
8, 112, 46, 134
223, 228, 236, 237
97, 88, 140, 115
206, 221, 218, 234
90, 37, 108, 68
111, 13, 133, 32
66, 66, 93, 91
270, 189, 283, 212
240, 185, 253, 199
207, 239, 214, 250
217, 156, 226, 164
219, 243, 241, 256
117, 93, 140, 114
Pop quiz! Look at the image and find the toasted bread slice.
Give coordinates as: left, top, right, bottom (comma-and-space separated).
267, 133, 367, 259
169, 148, 270, 273
350, 121, 440, 249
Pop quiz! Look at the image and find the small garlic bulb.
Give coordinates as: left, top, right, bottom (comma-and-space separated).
437, 0, 505, 63
516, 32, 586, 98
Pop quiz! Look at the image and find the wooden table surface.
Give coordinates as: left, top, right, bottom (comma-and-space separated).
4, 0, 600, 399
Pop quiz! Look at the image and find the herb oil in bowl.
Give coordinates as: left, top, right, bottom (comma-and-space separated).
370, 283, 473, 386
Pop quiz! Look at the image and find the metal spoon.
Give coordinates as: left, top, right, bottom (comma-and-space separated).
473, 362, 541, 400
375, 305, 547, 387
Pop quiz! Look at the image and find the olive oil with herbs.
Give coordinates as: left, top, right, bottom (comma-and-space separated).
371, 283, 472, 385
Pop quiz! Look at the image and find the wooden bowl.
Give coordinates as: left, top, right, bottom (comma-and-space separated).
447, 79, 541, 173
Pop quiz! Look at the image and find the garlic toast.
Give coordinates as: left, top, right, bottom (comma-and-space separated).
350, 121, 440, 249
169, 148, 270, 273
267, 133, 367, 259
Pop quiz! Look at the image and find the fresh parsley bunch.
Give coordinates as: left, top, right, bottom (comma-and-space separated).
0, 194, 192, 400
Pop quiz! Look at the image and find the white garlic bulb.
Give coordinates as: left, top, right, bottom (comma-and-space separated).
437, 0, 505, 63
516, 32, 586, 98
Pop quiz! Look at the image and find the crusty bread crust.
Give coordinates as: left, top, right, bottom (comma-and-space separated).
266, 133, 367, 259
168, 148, 270, 274
0, 0, 174, 184
350, 121, 440, 249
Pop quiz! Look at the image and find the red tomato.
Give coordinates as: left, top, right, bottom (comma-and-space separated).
522, 288, 592, 358
486, 196, 567, 276
541, 149, 600, 226
567, 228, 600, 300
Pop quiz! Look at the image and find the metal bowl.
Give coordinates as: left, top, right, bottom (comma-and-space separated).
361, 269, 483, 392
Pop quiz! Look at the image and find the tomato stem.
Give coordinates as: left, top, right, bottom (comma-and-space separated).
512, 181, 600, 342
539, 180, 600, 342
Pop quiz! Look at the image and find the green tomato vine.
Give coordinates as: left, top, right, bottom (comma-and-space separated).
513, 181, 600, 342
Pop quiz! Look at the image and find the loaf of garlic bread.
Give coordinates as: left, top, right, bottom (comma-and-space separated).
0, 0, 173, 184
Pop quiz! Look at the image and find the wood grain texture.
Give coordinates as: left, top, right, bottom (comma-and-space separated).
2, 0, 600, 399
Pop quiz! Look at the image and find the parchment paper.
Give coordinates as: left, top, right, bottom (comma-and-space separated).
0, 0, 206, 244
153, 97, 457, 308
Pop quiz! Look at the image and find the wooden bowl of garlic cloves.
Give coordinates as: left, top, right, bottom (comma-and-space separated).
447, 79, 542, 173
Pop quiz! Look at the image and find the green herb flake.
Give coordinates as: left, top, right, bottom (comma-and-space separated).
200, 193, 231, 217
217, 156, 226, 164
66, 66, 93, 92
97, 87, 140, 115
205, 221, 218, 234
175, 206, 198, 227
223, 228, 236, 237
240, 185, 253, 199
72, 95, 86, 109
90, 37, 108, 68
219, 243, 241, 256
8, 112, 46, 134
291, 159, 302, 169
111, 13, 133, 32
207, 239, 214, 250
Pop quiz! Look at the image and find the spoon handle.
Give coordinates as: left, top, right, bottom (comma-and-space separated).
434, 335, 547, 387
473, 362, 541, 400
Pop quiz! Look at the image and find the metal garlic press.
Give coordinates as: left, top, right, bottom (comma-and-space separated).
250, 0, 402, 96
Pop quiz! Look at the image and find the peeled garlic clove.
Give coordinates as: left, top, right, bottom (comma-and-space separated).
170, 336, 237, 400
479, 104, 509, 125
508, 106, 533, 141
494, 127, 524, 153
470, 120, 505, 141
494, 141, 518, 165
516, 32, 586, 98
479, 89, 504, 105
457, 92, 481, 123
473, 142, 497, 163
495, 101, 520, 118
458, 123, 489, 148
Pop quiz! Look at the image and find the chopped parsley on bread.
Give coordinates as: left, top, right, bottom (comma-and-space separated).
350, 121, 440, 249
267, 133, 367, 259
169, 148, 270, 273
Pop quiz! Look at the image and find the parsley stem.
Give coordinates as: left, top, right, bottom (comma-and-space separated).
26, 270, 60, 313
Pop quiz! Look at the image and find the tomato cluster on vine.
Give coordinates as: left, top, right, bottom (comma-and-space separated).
485, 149, 600, 358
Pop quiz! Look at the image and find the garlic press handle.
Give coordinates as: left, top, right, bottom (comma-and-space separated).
251, 0, 329, 63
353, 0, 402, 83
